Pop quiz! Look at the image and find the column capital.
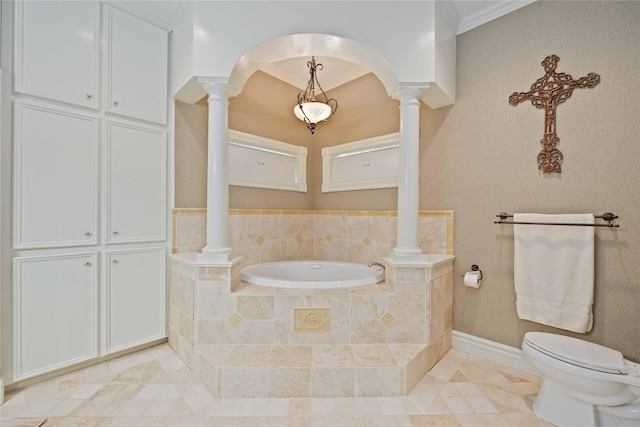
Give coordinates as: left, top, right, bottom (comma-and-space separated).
392, 84, 430, 102
197, 77, 234, 99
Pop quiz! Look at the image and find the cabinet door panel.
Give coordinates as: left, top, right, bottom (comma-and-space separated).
105, 6, 168, 124
14, 102, 98, 249
106, 121, 166, 243
106, 248, 166, 353
15, 1, 99, 108
13, 253, 98, 380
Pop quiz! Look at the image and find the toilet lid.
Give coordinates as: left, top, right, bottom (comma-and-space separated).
524, 332, 628, 375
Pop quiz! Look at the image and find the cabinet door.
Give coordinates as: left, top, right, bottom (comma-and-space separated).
14, 102, 98, 249
13, 253, 98, 380
106, 248, 166, 353
15, 0, 99, 108
105, 6, 168, 124
106, 120, 166, 244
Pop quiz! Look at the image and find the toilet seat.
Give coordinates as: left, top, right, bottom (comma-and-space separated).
524, 332, 628, 375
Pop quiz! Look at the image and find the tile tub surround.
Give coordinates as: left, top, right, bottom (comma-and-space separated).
172, 209, 454, 264
168, 253, 454, 398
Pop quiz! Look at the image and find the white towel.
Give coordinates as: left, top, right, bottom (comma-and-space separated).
514, 213, 595, 333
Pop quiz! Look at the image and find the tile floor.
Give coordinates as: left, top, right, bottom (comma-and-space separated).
1, 343, 551, 426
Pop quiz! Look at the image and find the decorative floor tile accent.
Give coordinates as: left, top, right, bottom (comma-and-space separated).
227, 312, 244, 328
294, 308, 331, 333
255, 235, 264, 245
380, 312, 395, 327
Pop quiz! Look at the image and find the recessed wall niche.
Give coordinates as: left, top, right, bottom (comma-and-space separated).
228, 129, 307, 192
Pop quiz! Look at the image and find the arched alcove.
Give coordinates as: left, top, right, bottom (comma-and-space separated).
228, 33, 399, 98
197, 32, 428, 264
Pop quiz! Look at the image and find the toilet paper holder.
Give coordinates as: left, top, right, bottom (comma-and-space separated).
462, 264, 483, 281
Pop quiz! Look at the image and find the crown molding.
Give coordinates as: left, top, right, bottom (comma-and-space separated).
457, 0, 537, 35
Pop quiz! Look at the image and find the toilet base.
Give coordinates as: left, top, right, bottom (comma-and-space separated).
534, 376, 598, 427
597, 402, 640, 427
597, 411, 639, 427
534, 377, 640, 427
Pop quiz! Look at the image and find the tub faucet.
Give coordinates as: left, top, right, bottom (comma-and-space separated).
368, 262, 385, 270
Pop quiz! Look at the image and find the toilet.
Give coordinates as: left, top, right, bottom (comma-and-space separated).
522, 332, 640, 427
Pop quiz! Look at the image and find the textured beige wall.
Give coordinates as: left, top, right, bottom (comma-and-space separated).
313, 73, 399, 210
228, 71, 315, 210
175, 97, 208, 208
175, 71, 316, 209
421, 1, 640, 361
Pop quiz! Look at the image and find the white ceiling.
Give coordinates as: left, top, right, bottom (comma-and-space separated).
121, 0, 536, 91
125, 0, 535, 35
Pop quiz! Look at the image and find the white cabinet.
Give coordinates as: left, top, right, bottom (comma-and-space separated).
106, 120, 167, 244
9, 1, 169, 385
14, 1, 168, 124
13, 248, 166, 379
15, 0, 100, 108
104, 6, 168, 124
14, 101, 98, 249
13, 253, 98, 380
106, 248, 165, 353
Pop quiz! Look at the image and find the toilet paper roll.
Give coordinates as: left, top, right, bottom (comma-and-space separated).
464, 271, 481, 288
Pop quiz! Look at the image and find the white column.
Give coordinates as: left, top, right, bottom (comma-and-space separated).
389, 85, 429, 263
197, 80, 233, 264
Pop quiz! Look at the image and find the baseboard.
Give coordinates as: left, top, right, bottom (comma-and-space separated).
451, 330, 540, 376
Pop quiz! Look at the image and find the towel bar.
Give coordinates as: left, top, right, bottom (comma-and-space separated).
494, 212, 619, 228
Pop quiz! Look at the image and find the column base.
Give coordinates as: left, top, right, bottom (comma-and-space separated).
392, 246, 424, 256
197, 246, 234, 264
385, 247, 431, 266
201, 245, 232, 254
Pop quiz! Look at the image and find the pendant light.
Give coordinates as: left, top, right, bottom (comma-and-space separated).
294, 57, 338, 134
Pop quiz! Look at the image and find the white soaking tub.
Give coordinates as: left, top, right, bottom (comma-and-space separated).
240, 260, 385, 290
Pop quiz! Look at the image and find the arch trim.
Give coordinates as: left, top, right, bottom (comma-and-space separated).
228, 33, 400, 97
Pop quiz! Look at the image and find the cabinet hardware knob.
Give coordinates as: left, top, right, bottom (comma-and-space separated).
112, 231, 119, 236
112, 259, 119, 264
86, 94, 93, 100
85, 262, 92, 267
84, 232, 92, 237
113, 101, 119, 107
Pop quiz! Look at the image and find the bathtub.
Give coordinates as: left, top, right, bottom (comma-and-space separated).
240, 260, 385, 290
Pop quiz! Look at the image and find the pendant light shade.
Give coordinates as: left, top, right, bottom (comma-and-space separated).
293, 101, 332, 123
295, 57, 338, 134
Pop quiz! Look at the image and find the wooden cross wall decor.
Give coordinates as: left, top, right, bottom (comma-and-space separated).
509, 55, 600, 173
